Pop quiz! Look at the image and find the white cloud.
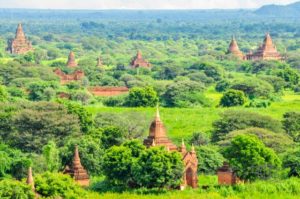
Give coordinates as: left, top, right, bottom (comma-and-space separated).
0, 0, 298, 9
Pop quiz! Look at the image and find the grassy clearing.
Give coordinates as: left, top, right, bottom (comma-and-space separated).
86, 92, 300, 142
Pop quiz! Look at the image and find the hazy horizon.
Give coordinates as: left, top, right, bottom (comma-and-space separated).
0, 0, 298, 10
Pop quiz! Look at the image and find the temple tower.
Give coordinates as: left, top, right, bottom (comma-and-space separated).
130, 50, 151, 68
7, 23, 33, 54
227, 36, 244, 60
96, 56, 103, 67
66, 51, 78, 67
143, 108, 198, 189
64, 146, 90, 186
247, 33, 282, 61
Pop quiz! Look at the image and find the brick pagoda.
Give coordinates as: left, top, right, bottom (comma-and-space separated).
64, 146, 90, 186
7, 23, 33, 54
66, 51, 78, 67
54, 68, 84, 84
26, 167, 35, 191
217, 162, 238, 185
246, 33, 282, 61
227, 36, 245, 60
97, 56, 103, 67
144, 108, 198, 189
131, 50, 151, 68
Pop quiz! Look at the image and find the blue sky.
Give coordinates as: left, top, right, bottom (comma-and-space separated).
0, 0, 298, 9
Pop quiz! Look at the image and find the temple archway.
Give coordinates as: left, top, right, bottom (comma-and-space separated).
186, 167, 194, 187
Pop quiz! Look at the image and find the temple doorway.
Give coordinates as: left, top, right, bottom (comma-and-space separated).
186, 167, 194, 187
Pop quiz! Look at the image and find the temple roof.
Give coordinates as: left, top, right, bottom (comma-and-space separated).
67, 51, 78, 67
149, 107, 167, 139
26, 167, 35, 191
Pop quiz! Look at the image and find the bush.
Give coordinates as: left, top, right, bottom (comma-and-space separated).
218, 127, 294, 153
247, 99, 271, 108
35, 172, 87, 198
0, 85, 8, 102
0, 179, 35, 199
215, 80, 231, 92
223, 134, 281, 181
189, 132, 210, 146
283, 147, 300, 177
283, 112, 300, 142
125, 86, 158, 107
212, 110, 282, 142
219, 89, 246, 107
196, 145, 224, 174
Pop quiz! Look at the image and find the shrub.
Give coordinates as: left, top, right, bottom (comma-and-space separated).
212, 110, 282, 142
196, 145, 224, 174
215, 80, 231, 92
219, 89, 246, 107
125, 86, 158, 107
283, 112, 300, 142
223, 134, 281, 181
0, 179, 35, 199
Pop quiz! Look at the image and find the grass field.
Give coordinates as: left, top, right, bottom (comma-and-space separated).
86, 92, 300, 143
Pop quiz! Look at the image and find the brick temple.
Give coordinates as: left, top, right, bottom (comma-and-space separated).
7, 23, 33, 54
131, 50, 151, 68
227, 36, 245, 60
54, 68, 84, 84
64, 146, 90, 186
67, 51, 78, 67
217, 162, 239, 185
246, 33, 282, 61
227, 33, 282, 61
144, 108, 198, 189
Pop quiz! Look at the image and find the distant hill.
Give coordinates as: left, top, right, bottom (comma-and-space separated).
255, 1, 300, 17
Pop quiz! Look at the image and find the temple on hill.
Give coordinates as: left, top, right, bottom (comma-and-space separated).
64, 146, 90, 186
54, 68, 85, 84
144, 108, 198, 189
7, 23, 33, 54
130, 50, 151, 68
246, 33, 282, 61
66, 51, 78, 67
227, 36, 245, 60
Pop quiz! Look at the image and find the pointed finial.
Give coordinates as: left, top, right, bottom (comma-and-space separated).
156, 104, 160, 118
182, 139, 185, 147
26, 167, 35, 191
191, 144, 195, 153
166, 145, 170, 152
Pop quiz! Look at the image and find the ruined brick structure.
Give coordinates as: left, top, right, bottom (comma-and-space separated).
227, 36, 245, 60
88, 86, 129, 97
64, 146, 90, 186
54, 68, 84, 84
131, 50, 151, 68
7, 23, 33, 54
144, 108, 198, 189
217, 162, 238, 185
67, 51, 78, 67
246, 33, 282, 61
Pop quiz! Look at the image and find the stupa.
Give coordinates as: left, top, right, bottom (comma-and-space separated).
7, 23, 33, 54
227, 36, 244, 60
130, 50, 151, 68
246, 33, 282, 61
144, 107, 198, 189
64, 146, 90, 186
66, 51, 78, 67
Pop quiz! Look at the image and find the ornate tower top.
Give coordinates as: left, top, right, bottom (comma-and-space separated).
131, 50, 151, 68
7, 23, 33, 54
97, 56, 103, 67
137, 50, 142, 59
67, 51, 78, 67
26, 167, 35, 191
64, 145, 90, 186
15, 23, 26, 40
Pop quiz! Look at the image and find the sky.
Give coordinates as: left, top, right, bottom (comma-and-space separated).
0, 0, 298, 10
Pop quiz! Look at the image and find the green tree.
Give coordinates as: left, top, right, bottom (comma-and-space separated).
212, 110, 282, 142
101, 126, 126, 149
0, 179, 35, 199
219, 128, 294, 153
125, 86, 158, 107
283, 147, 300, 177
219, 89, 246, 107
35, 172, 86, 198
27, 81, 58, 101
42, 141, 60, 172
133, 147, 184, 188
283, 112, 300, 142
223, 135, 281, 181
189, 132, 210, 146
196, 145, 224, 174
